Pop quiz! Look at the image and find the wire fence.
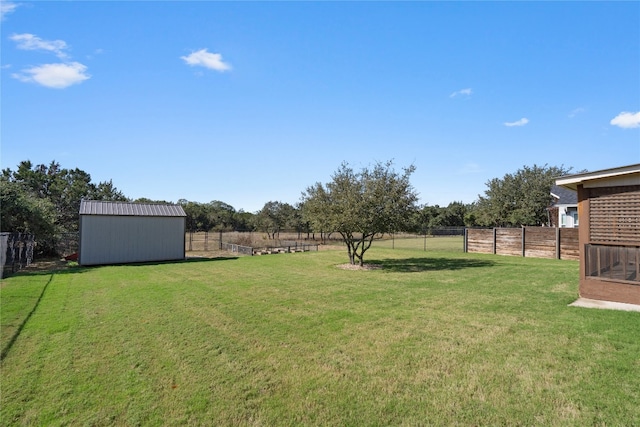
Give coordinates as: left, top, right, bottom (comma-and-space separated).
253, 241, 319, 255
371, 234, 465, 252
9, 229, 463, 268
186, 230, 464, 254
191, 232, 320, 256
220, 242, 254, 256
55, 233, 79, 258
186, 231, 320, 255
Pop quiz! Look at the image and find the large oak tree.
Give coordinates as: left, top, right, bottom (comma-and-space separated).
2, 160, 127, 254
474, 164, 572, 227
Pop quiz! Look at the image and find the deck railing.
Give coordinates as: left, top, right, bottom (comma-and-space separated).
585, 243, 640, 284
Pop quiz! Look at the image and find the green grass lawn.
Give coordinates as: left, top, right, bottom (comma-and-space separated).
2, 244, 639, 426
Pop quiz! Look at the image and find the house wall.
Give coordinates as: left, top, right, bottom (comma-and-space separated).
557, 205, 578, 228
577, 184, 640, 305
580, 278, 640, 305
79, 215, 186, 265
548, 206, 578, 228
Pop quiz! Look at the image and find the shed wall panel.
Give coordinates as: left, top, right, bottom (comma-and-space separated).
80, 216, 185, 265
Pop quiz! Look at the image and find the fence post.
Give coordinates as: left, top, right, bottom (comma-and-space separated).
521, 227, 526, 257
219, 230, 223, 250
463, 228, 467, 253
492, 228, 497, 254
556, 227, 561, 259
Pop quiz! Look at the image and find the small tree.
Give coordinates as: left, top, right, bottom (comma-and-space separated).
302, 161, 418, 266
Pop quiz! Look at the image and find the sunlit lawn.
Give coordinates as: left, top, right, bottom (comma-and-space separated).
2, 243, 639, 426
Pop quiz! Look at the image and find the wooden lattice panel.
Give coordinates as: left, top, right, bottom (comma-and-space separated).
589, 185, 640, 243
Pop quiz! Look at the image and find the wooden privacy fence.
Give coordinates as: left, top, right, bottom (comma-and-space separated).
464, 227, 579, 260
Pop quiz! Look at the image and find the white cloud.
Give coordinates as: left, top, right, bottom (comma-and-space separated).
450, 88, 472, 98
504, 118, 529, 127
12, 62, 90, 88
10, 33, 69, 59
568, 107, 586, 118
1, 1, 19, 20
610, 111, 640, 129
181, 49, 231, 72
457, 162, 482, 175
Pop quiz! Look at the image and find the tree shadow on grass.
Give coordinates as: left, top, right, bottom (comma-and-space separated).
370, 257, 496, 273
122, 256, 240, 267
12, 263, 91, 277
59, 256, 241, 270
184, 256, 239, 263
1, 273, 55, 361
1, 255, 240, 361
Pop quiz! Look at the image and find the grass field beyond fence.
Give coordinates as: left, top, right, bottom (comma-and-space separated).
1, 243, 639, 426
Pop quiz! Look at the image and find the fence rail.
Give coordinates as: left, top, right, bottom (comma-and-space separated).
253, 242, 319, 255
424, 227, 466, 236
464, 227, 579, 260
186, 232, 319, 256
220, 242, 254, 256
1, 232, 35, 278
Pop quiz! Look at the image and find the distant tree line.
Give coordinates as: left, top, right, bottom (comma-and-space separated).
1, 160, 127, 255
1, 159, 571, 258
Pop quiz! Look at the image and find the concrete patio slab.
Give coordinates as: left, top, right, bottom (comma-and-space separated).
569, 297, 640, 313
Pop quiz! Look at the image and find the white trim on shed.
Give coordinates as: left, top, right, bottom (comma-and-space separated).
79, 200, 186, 266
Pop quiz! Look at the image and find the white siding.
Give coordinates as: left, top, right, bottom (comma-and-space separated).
79, 215, 185, 265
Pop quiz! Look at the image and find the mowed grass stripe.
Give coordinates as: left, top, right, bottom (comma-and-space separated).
1, 247, 639, 426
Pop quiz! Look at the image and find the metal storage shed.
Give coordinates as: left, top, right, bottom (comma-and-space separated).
79, 200, 186, 266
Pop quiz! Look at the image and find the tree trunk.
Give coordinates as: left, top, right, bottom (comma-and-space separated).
346, 242, 355, 265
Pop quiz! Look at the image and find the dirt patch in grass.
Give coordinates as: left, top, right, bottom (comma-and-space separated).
22, 258, 72, 273
336, 263, 383, 271
186, 250, 240, 259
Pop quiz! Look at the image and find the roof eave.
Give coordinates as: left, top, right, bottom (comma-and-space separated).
555, 163, 640, 191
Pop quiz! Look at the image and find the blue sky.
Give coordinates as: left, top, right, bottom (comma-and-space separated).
2, 1, 639, 213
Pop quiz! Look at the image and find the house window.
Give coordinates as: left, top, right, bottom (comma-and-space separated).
561, 209, 578, 228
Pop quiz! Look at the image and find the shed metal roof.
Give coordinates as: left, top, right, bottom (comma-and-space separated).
80, 200, 186, 217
